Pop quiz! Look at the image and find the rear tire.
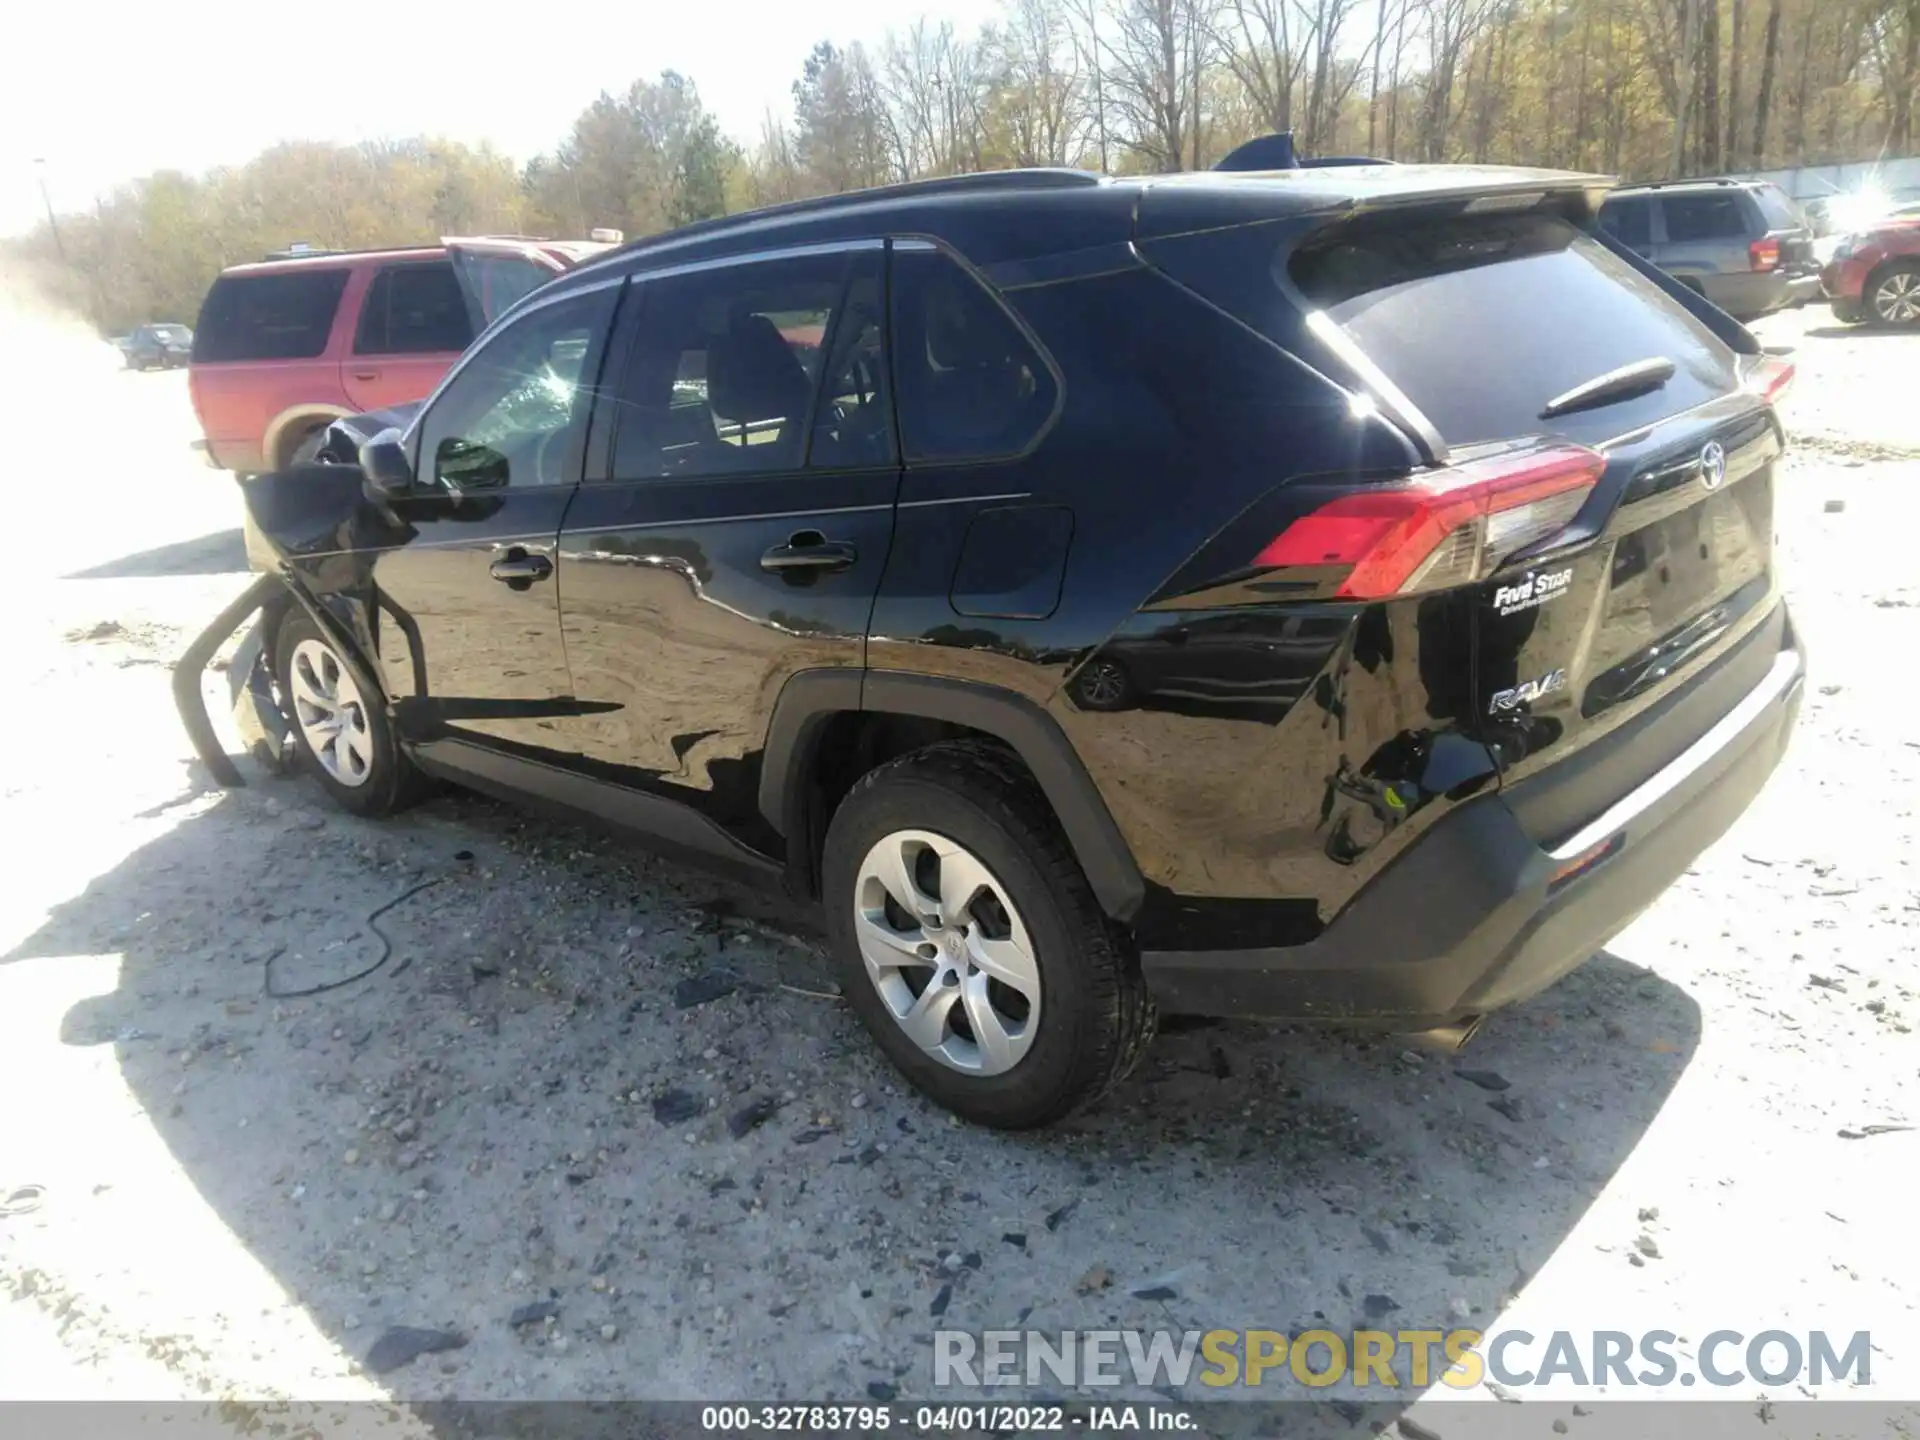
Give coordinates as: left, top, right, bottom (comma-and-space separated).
821, 741, 1155, 1130
1866, 263, 1920, 326
1070, 656, 1133, 712
285, 425, 328, 468
274, 608, 426, 818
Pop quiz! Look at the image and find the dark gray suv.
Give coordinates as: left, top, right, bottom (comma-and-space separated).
1599, 179, 1820, 321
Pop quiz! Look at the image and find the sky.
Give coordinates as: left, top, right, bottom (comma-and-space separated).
4, 0, 1005, 237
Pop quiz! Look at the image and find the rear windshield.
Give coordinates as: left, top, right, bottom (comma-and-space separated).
1751, 184, 1805, 230
452, 254, 558, 329
193, 268, 349, 363
1284, 211, 1737, 446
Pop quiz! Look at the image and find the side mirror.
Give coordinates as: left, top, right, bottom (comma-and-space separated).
358, 433, 415, 498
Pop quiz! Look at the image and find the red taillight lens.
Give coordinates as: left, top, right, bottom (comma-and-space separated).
1253, 442, 1605, 599
1749, 237, 1781, 272
1745, 355, 1795, 404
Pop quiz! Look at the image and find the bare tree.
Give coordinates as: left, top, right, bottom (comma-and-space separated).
988, 0, 1089, 166
1751, 0, 1783, 163
1100, 0, 1219, 170
1218, 0, 1302, 135
1699, 0, 1721, 170
1726, 0, 1745, 163
1298, 0, 1369, 149
1066, 0, 1114, 167
1419, 0, 1494, 161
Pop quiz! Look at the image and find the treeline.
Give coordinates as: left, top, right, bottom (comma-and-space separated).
17, 0, 1920, 334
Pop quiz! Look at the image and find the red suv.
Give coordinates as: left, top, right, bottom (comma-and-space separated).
189, 237, 614, 475
1821, 216, 1920, 325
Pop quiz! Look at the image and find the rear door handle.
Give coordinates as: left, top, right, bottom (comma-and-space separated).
761, 533, 856, 575
352, 369, 381, 381
490, 548, 553, 590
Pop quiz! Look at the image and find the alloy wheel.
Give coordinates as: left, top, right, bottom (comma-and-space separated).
851, 829, 1041, 1075
1872, 270, 1920, 324
288, 637, 374, 787
1076, 659, 1127, 709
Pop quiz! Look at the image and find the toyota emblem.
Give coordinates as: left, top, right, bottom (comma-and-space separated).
1699, 440, 1728, 491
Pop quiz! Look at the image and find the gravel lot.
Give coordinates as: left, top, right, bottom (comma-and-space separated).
2, 291, 1916, 1430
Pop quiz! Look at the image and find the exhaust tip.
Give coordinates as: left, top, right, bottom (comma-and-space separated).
1406, 1015, 1485, 1053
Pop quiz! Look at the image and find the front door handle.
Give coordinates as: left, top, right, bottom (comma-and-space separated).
352, 369, 381, 382
761, 532, 856, 576
490, 548, 553, 590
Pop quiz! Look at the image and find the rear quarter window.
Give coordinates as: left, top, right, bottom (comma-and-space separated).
890, 247, 1058, 463
354, 262, 473, 355
1285, 211, 1738, 447
193, 268, 349, 363
1599, 198, 1653, 248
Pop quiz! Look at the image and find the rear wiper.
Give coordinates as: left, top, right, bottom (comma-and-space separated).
1539, 356, 1677, 420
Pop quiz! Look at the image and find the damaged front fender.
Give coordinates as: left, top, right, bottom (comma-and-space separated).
228, 612, 296, 776
172, 573, 288, 787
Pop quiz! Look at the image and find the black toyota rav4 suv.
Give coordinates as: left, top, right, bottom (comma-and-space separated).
203, 161, 1805, 1128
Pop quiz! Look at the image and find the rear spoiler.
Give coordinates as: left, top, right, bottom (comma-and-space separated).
1215, 132, 1395, 173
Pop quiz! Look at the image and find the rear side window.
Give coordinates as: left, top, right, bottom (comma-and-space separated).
1661, 193, 1750, 242
1600, 198, 1652, 248
354, 262, 473, 355
192, 269, 349, 362
1286, 211, 1737, 446
890, 247, 1057, 463
608, 251, 853, 481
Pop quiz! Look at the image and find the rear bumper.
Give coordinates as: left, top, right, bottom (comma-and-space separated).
1140, 625, 1805, 1026
1781, 272, 1823, 307
1701, 269, 1819, 318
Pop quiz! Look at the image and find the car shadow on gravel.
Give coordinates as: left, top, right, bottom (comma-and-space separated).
1801, 324, 1911, 340
9, 771, 1702, 1414
64, 528, 247, 580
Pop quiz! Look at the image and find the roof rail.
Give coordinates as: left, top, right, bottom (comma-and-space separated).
614, 167, 1101, 257
253, 241, 446, 264
1614, 176, 1745, 192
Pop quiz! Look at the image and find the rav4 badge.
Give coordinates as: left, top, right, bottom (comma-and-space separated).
1489, 669, 1568, 714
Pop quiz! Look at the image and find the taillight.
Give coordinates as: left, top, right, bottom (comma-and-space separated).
1745, 355, 1795, 404
1749, 237, 1781, 272
1253, 441, 1606, 599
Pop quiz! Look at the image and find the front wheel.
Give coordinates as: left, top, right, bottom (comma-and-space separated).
274, 608, 426, 817
821, 742, 1155, 1129
1830, 298, 1864, 324
1867, 263, 1920, 326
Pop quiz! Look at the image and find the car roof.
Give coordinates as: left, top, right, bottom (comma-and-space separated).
560, 163, 1613, 287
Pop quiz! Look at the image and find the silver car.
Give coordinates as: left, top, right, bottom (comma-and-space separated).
1599, 179, 1822, 322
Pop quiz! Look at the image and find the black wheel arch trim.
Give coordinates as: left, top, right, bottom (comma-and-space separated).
759, 668, 1147, 922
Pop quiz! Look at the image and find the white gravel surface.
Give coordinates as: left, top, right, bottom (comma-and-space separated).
1, 289, 1915, 1432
